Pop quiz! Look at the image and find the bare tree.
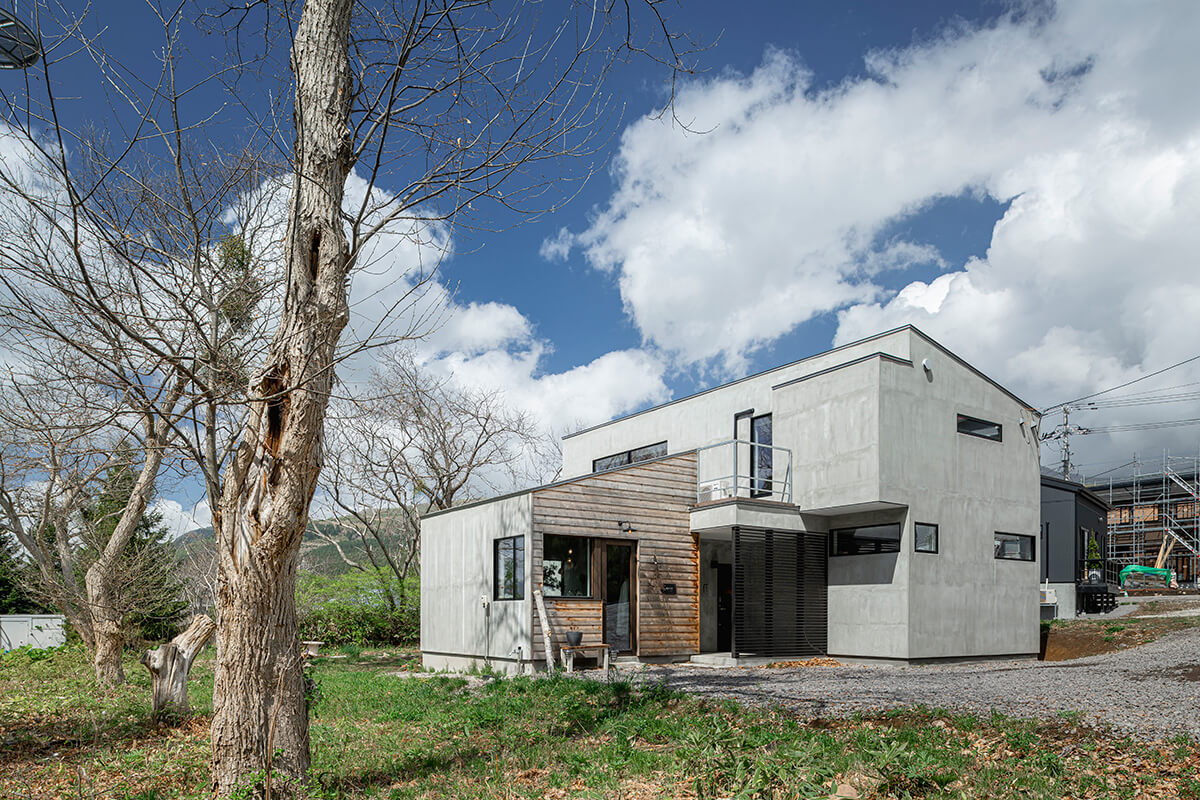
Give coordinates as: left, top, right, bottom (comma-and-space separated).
0, 3, 283, 686
318, 347, 541, 604
207, 4, 691, 794
178, 534, 221, 621
0, 366, 187, 684
0, 372, 115, 656
0, 0, 691, 793
0, 167, 271, 685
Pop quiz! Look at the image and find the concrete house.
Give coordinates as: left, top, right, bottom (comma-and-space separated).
420, 326, 1044, 671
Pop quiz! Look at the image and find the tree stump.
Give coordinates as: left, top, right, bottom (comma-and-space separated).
141, 614, 216, 717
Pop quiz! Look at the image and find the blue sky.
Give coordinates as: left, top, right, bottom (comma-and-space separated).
422, 0, 1200, 494
442, 0, 1012, 384
11, 1, 1200, 533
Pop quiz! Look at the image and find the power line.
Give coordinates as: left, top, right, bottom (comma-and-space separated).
1041, 353, 1200, 414
1085, 460, 1137, 479
1084, 417, 1200, 434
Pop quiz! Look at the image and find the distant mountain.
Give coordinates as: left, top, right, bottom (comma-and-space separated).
174, 508, 414, 576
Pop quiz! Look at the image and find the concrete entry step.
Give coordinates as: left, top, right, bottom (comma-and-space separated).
689, 652, 738, 668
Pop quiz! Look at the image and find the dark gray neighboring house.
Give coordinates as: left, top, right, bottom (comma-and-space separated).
1040, 472, 1115, 616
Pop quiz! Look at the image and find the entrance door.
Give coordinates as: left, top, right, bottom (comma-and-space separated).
716, 563, 732, 652
604, 543, 635, 653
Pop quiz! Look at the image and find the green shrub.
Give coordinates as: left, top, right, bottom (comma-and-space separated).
296, 570, 418, 646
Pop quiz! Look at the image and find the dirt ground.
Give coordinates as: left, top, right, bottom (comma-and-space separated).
1043, 596, 1200, 661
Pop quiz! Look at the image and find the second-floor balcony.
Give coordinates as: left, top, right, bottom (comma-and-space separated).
695, 439, 793, 505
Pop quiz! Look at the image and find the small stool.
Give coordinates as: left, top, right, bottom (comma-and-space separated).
559, 643, 612, 673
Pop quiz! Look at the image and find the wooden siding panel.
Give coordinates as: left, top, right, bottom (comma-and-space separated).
530, 454, 699, 659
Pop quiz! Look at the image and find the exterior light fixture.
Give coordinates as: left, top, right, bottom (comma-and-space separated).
0, 6, 42, 70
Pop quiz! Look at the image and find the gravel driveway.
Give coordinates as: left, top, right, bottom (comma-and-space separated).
624, 625, 1200, 742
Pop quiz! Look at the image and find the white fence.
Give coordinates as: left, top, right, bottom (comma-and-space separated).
0, 614, 66, 651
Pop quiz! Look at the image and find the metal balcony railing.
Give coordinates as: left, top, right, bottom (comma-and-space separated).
695, 439, 793, 505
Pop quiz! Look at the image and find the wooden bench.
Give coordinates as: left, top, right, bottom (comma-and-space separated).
559, 643, 612, 673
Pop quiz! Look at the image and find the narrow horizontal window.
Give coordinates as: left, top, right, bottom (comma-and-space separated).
494, 536, 524, 601
543, 535, 591, 597
994, 531, 1035, 562
915, 523, 939, 554
830, 523, 901, 556
592, 440, 668, 472
630, 441, 668, 463
592, 452, 630, 472
957, 414, 1002, 441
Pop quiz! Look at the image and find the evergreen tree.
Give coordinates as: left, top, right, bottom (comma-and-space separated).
0, 534, 45, 614
80, 460, 188, 643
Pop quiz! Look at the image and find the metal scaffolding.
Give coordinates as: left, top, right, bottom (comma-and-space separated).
1091, 452, 1200, 586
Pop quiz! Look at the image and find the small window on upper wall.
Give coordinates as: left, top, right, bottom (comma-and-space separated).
494, 536, 525, 600
994, 531, 1035, 562
957, 414, 1002, 441
592, 441, 668, 472
630, 441, 667, 462
915, 523, 938, 553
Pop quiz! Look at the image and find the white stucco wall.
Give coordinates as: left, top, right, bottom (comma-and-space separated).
772, 356, 883, 511
560, 329, 912, 478
879, 337, 1042, 659
420, 493, 533, 671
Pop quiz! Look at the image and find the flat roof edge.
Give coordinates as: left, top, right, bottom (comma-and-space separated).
1042, 473, 1112, 510
907, 328, 1039, 413
771, 352, 912, 391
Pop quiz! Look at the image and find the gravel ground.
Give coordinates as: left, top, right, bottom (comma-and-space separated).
617, 625, 1200, 742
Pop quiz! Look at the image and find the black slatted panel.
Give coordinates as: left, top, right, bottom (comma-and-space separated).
732, 527, 827, 658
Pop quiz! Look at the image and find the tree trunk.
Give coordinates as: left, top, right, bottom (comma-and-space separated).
85, 568, 126, 687
91, 608, 126, 687
210, 0, 353, 797
142, 614, 216, 717
83, 418, 171, 688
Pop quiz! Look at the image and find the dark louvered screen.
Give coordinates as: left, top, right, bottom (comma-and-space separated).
732, 527, 827, 658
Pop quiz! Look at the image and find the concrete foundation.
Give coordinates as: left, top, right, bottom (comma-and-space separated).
1045, 582, 1078, 618
421, 652, 532, 675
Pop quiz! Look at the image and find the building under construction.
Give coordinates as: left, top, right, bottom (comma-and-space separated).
1089, 454, 1200, 586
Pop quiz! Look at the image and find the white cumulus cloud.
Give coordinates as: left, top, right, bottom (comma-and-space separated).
570, 1, 1200, 473
152, 498, 211, 539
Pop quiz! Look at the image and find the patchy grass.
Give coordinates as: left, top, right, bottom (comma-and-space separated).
3, 645, 1200, 799
1043, 613, 1200, 660
0, 643, 212, 799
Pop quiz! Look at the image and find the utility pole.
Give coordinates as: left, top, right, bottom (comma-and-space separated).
1042, 404, 1090, 481
1061, 406, 1072, 479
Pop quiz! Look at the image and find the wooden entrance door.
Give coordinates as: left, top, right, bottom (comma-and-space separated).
603, 543, 635, 654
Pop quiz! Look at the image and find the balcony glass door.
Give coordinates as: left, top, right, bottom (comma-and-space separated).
604, 543, 634, 653
751, 413, 773, 497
